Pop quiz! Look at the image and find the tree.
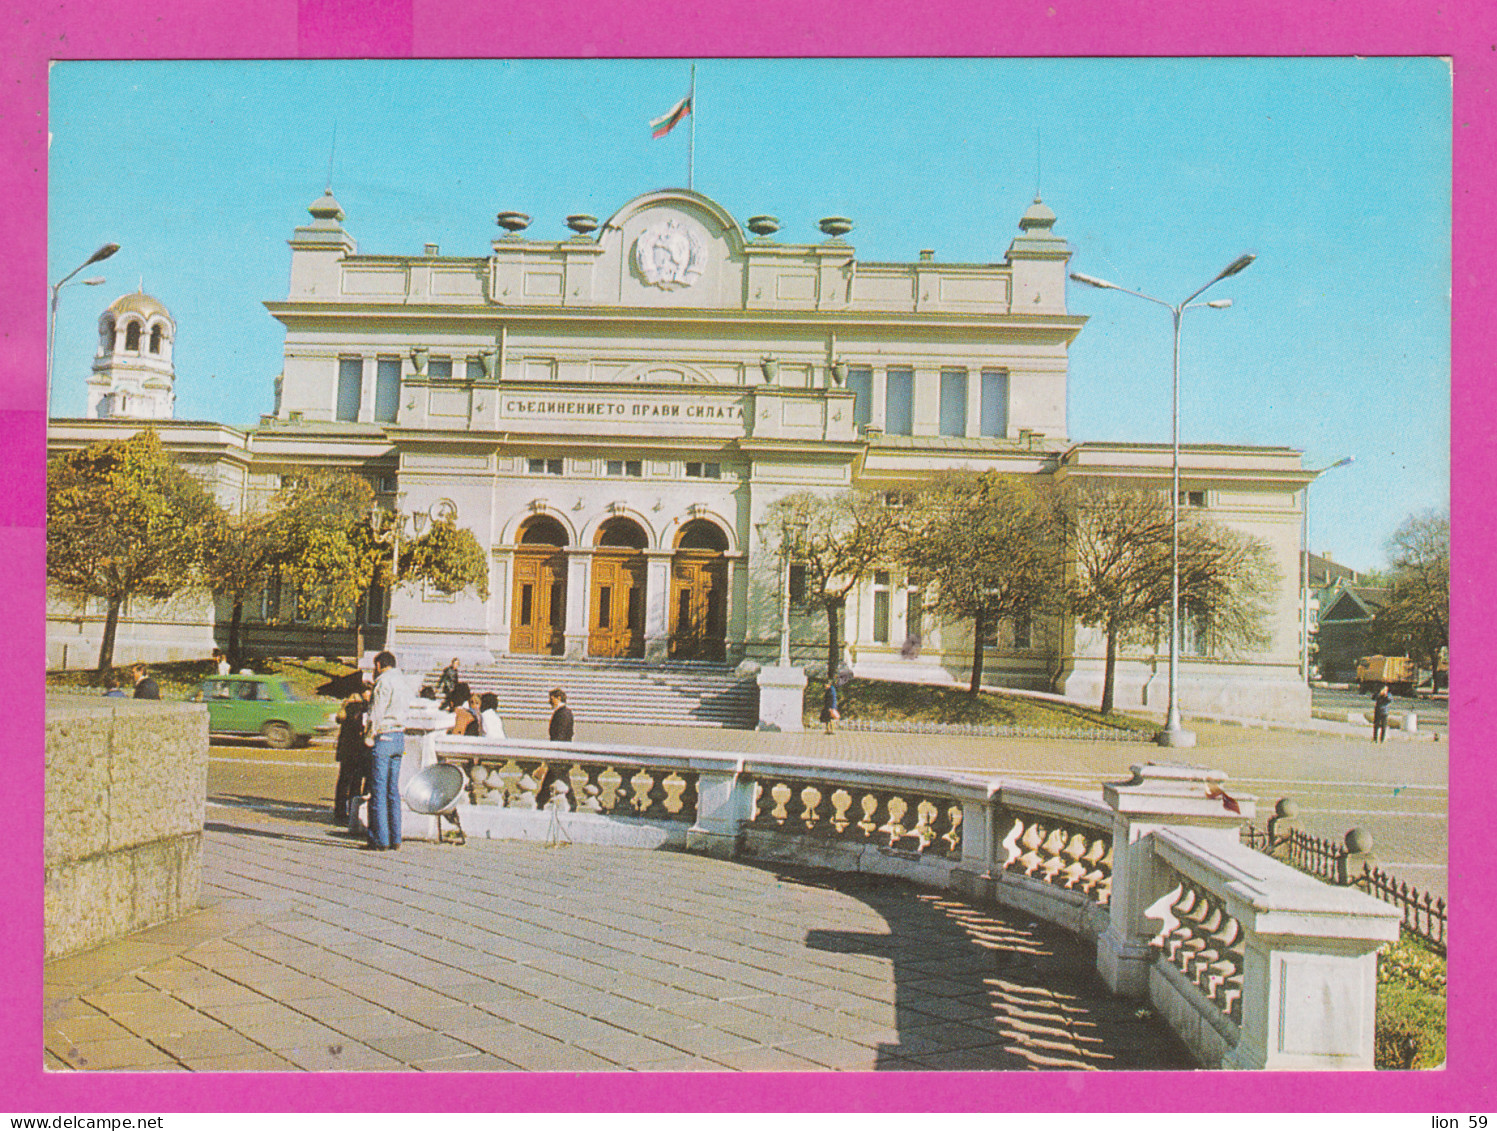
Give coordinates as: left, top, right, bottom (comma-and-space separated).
47, 428, 221, 674
764, 489, 906, 678
201, 508, 279, 668
902, 470, 1057, 694
1371, 510, 1449, 681
1052, 484, 1279, 713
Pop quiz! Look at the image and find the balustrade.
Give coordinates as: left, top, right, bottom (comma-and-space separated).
748, 774, 961, 857
997, 807, 1112, 905
437, 748, 699, 823
1147, 869, 1245, 1023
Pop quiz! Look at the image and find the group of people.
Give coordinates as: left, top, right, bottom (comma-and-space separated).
102, 663, 160, 699
333, 654, 577, 851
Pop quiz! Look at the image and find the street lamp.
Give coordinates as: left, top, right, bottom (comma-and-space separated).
1070, 252, 1255, 748
1300, 456, 1355, 682
755, 518, 808, 667
369, 499, 431, 655
47, 241, 119, 417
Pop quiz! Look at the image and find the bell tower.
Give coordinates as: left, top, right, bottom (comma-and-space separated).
87, 289, 177, 419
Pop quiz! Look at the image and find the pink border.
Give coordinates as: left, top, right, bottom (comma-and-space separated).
7, 0, 1485, 1112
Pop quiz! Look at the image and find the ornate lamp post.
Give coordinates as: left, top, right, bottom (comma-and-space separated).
1070, 252, 1255, 748
48, 242, 119, 416
369, 498, 431, 655
756, 518, 809, 667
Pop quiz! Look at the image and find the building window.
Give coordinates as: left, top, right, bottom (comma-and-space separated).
872, 569, 891, 644
465, 358, 485, 382
376, 473, 398, 493
905, 586, 924, 646
124, 322, 141, 351
788, 564, 808, 606
149, 325, 163, 354
528, 457, 564, 475
336, 358, 362, 422
885, 368, 914, 436
980, 370, 1009, 438
428, 359, 453, 380
939, 370, 967, 437
1178, 490, 1207, 508
685, 461, 721, 479
374, 358, 401, 423
847, 367, 873, 427
1012, 612, 1032, 650
607, 459, 642, 477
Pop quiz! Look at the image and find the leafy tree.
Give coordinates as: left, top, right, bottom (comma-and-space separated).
47, 428, 220, 674
764, 489, 906, 678
1371, 510, 1449, 681
202, 508, 281, 668
902, 470, 1057, 694
1051, 484, 1279, 713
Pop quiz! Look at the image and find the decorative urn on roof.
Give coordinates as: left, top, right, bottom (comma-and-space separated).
496, 211, 532, 235
747, 215, 780, 238
818, 216, 854, 239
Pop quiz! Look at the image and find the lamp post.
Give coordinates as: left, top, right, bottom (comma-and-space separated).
48, 242, 119, 417
1301, 456, 1355, 682
1070, 252, 1255, 748
756, 517, 807, 667
370, 499, 430, 656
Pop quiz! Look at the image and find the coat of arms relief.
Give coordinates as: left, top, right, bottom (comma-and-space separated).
633, 217, 708, 290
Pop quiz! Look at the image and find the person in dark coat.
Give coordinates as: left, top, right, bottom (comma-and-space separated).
1372, 684, 1392, 743
548, 688, 574, 742
436, 657, 460, 700
820, 681, 839, 735
333, 683, 372, 823
130, 664, 160, 700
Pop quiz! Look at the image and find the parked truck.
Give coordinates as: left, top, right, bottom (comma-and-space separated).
1356, 655, 1417, 696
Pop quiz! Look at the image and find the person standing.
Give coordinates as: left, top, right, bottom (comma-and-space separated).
436, 657, 460, 701
820, 681, 839, 735
363, 650, 414, 851
479, 692, 506, 739
1372, 684, 1392, 743
333, 682, 371, 824
547, 688, 574, 742
212, 648, 231, 676
130, 664, 160, 700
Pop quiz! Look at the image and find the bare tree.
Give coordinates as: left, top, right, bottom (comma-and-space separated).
902, 470, 1057, 694
764, 489, 907, 677
1052, 485, 1279, 713
1371, 510, 1449, 682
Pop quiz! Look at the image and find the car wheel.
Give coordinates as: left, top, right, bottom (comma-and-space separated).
262, 721, 294, 749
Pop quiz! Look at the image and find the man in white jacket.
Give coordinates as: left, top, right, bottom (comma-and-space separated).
363, 650, 414, 851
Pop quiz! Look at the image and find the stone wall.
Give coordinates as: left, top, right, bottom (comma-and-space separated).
45, 694, 209, 959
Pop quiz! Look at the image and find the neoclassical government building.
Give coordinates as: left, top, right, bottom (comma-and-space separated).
48, 187, 1314, 721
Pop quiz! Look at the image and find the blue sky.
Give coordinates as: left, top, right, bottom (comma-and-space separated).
48, 57, 1449, 573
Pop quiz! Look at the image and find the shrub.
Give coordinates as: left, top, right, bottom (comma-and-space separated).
1375, 935, 1446, 1069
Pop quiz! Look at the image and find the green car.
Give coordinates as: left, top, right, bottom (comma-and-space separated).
192, 674, 338, 748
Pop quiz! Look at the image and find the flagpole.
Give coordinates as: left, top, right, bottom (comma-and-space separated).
688, 63, 696, 192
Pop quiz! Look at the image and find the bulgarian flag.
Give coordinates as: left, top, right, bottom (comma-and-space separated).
650, 93, 692, 138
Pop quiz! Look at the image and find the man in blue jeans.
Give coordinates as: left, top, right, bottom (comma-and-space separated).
363, 650, 414, 851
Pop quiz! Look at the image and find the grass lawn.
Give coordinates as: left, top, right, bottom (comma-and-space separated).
47, 656, 355, 703
803, 675, 1156, 736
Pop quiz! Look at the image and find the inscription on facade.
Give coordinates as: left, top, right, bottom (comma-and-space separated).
503, 397, 744, 421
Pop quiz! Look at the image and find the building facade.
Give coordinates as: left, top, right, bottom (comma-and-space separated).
48, 187, 1314, 720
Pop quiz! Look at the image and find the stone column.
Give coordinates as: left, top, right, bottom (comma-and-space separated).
685, 761, 753, 858
1097, 763, 1256, 998
643, 549, 673, 662
949, 782, 998, 903
563, 548, 592, 660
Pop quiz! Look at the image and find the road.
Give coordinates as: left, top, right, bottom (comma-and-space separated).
1312, 684, 1449, 729
208, 715, 1449, 902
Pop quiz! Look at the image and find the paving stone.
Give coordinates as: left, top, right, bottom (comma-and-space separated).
153, 1026, 271, 1062
49, 1035, 179, 1072
411, 1052, 524, 1072
274, 1041, 407, 1072
362, 1031, 486, 1064
233, 1018, 351, 1051
321, 1011, 432, 1042
175, 1049, 301, 1072
707, 1044, 825, 1071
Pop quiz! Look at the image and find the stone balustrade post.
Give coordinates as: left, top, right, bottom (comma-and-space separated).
686, 761, 752, 858
1265, 797, 1300, 864
1220, 875, 1400, 1070
1337, 828, 1376, 887
1098, 763, 1256, 997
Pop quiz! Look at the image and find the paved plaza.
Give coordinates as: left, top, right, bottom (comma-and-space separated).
44, 797, 1193, 1073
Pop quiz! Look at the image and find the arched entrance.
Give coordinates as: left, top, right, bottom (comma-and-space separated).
590, 517, 648, 658
670, 519, 729, 662
511, 516, 568, 655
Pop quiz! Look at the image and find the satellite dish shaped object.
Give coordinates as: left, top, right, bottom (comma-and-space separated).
404, 763, 468, 815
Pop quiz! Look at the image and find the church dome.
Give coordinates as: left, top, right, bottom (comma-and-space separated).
106, 290, 171, 321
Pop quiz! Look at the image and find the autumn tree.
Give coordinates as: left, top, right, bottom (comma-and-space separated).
202, 508, 280, 668
47, 428, 221, 674
764, 489, 907, 678
1371, 510, 1449, 681
1052, 485, 1279, 713
902, 470, 1057, 694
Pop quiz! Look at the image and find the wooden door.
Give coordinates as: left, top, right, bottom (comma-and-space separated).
669, 552, 727, 662
511, 549, 566, 655
589, 551, 646, 658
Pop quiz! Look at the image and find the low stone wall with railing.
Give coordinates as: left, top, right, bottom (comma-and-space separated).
399, 726, 1402, 1070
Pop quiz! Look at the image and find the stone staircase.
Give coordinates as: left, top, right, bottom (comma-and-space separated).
417, 656, 760, 730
